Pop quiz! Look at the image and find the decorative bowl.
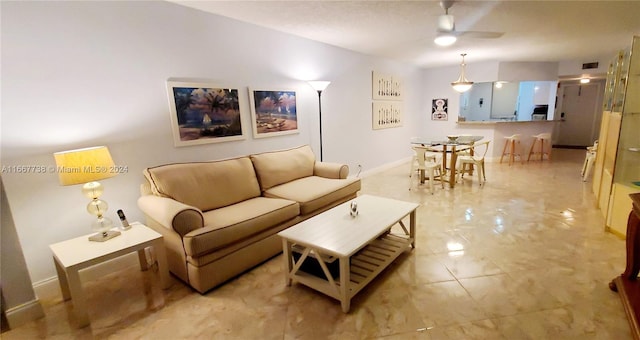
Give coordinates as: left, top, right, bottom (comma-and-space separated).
447, 135, 459, 142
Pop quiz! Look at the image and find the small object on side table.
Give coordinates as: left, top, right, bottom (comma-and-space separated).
117, 209, 131, 230
609, 192, 640, 339
350, 201, 358, 217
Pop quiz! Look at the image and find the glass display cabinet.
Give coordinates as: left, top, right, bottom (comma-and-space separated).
609, 36, 640, 234
593, 36, 640, 236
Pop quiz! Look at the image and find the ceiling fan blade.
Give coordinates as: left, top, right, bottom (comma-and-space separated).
434, 1, 504, 42
457, 31, 504, 39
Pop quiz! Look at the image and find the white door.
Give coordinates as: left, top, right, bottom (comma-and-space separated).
556, 83, 601, 146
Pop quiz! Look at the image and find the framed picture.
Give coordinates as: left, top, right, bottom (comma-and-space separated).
372, 101, 403, 130
432, 98, 448, 121
249, 89, 298, 138
167, 81, 245, 147
372, 71, 403, 101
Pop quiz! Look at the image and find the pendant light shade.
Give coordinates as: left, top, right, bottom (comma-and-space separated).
451, 53, 473, 93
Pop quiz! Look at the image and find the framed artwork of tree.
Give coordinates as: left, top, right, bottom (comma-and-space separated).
249, 88, 298, 138
167, 81, 245, 147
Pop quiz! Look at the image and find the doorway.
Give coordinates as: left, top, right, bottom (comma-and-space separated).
555, 81, 603, 147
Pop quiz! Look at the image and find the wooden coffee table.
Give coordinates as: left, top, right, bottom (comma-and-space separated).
278, 195, 419, 312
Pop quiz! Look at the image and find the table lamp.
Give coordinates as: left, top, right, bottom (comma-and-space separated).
54, 146, 120, 242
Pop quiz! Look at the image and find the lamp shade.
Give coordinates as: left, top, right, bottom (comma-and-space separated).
308, 81, 331, 92
451, 53, 473, 93
452, 82, 473, 93
54, 146, 116, 186
434, 33, 457, 46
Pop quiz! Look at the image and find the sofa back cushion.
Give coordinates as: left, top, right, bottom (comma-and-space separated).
250, 145, 315, 190
144, 157, 261, 211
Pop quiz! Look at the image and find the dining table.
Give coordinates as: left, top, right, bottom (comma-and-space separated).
410, 136, 484, 188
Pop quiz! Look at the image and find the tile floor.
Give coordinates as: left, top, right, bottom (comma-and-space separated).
3, 149, 633, 339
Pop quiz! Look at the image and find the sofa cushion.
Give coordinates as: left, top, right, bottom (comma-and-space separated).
250, 145, 315, 191
263, 176, 361, 215
183, 197, 299, 257
144, 157, 261, 212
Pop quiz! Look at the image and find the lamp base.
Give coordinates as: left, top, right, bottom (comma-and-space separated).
88, 230, 121, 242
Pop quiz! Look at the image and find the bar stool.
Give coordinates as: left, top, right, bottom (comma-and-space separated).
500, 134, 523, 165
527, 133, 552, 161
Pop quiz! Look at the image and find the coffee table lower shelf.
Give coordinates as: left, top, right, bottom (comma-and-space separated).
285, 233, 412, 312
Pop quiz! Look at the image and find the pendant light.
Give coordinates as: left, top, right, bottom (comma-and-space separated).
451, 53, 473, 93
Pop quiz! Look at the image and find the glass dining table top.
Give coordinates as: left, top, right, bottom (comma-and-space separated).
410, 135, 484, 146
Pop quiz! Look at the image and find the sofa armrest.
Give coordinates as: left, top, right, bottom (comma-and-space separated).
314, 162, 349, 179
137, 195, 204, 237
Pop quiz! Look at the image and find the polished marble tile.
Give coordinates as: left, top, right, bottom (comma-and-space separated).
3, 149, 633, 339
427, 318, 504, 340
410, 280, 488, 327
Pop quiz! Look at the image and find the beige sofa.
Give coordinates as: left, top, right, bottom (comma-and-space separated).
137, 145, 361, 293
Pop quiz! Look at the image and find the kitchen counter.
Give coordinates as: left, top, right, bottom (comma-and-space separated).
457, 120, 557, 125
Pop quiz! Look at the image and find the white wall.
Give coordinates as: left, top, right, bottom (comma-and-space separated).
558, 55, 612, 77
492, 82, 519, 119
421, 61, 502, 156
498, 61, 559, 81
1, 177, 44, 327
1, 1, 427, 284
461, 82, 492, 121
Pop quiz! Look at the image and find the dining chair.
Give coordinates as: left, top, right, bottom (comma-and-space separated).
456, 140, 491, 187
499, 134, 523, 165
527, 132, 552, 161
456, 134, 474, 157
581, 140, 598, 181
408, 149, 438, 177
409, 146, 443, 194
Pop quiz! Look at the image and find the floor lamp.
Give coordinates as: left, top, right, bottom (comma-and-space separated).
308, 81, 331, 161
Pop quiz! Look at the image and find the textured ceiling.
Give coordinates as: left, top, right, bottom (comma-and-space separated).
170, 1, 640, 73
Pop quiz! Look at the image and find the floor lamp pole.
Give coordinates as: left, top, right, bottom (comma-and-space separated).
317, 90, 323, 162
308, 80, 330, 162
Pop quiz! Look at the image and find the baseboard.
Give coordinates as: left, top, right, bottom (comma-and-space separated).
5, 299, 44, 329
33, 252, 143, 302
553, 145, 588, 149
354, 155, 506, 180
605, 225, 626, 239
355, 157, 412, 179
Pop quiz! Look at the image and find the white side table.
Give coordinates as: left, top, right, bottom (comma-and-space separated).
49, 222, 170, 327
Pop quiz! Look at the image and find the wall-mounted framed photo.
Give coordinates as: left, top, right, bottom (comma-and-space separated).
372, 101, 403, 130
372, 71, 403, 101
432, 98, 448, 121
167, 81, 245, 147
249, 89, 298, 138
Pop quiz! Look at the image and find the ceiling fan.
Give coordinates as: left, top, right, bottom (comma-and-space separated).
434, 0, 504, 46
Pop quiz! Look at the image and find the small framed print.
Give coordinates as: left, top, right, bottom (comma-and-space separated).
372, 101, 403, 130
432, 98, 448, 121
167, 81, 245, 147
249, 89, 298, 138
372, 71, 403, 101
